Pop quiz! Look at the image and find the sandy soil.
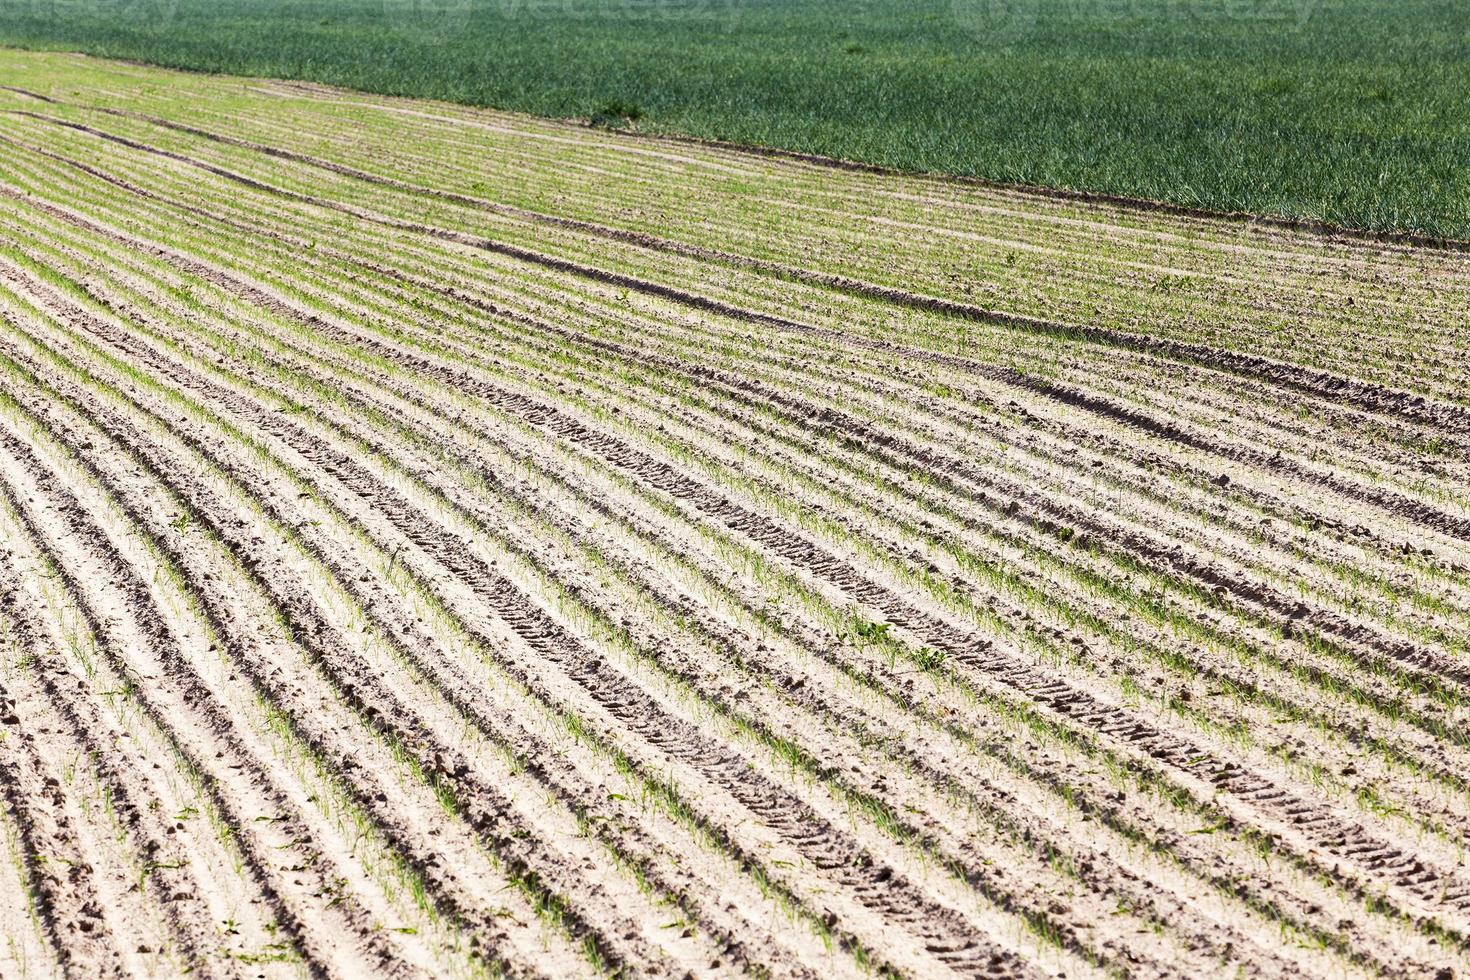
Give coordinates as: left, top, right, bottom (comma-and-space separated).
0, 49, 1467, 979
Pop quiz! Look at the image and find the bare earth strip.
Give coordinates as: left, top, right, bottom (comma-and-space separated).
0, 48, 1467, 979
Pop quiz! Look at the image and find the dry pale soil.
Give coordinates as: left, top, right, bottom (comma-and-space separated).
0, 48, 1469, 980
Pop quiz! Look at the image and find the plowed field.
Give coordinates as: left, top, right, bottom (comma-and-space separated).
1, 49, 1469, 980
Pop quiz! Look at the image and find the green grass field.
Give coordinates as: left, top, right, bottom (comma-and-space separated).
0, 0, 1468, 237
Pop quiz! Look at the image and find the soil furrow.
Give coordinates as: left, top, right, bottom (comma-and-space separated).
5, 155, 1464, 887
33, 211, 1461, 957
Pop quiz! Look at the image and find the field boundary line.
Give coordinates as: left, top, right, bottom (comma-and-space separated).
7, 58, 1470, 254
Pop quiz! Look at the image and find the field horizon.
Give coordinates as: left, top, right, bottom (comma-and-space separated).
0, 0, 1468, 239
13, 43, 1470, 257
